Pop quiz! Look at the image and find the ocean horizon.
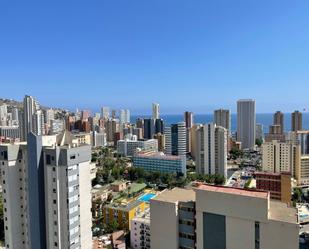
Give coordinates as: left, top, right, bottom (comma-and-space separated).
131, 113, 309, 133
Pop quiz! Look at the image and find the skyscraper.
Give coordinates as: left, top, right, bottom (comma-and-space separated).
101, 106, 110, 120
154, 118, 164, 134
274, 111, 284, 134
237, 99, 256, 149
214, 109, 231, 134
143, 119, 155, 139
33, 110, 45, 136
184, 111, 194, 153
0, 104, 8, 126
120, 109, 130, 124
255, 123, 264, 141
22, 95, 38, 141
195, 123, 228, 178
291, 110, 302, 131
184, 111, 194, 129
152, 103, 159, 120
164, 122, 186, 156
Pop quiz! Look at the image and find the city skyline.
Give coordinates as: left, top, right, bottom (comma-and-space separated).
1, 1, 309, 113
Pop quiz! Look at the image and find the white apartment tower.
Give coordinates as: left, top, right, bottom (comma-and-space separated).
152, 103, 159, 120
120, 109, 130, 124
195, 123, 228, 178
0, 131, 94, 249
101, 107, 110, 120
0, 104, 8, 126
22, 95, 40, 141
0, 143, 28, 249
237, 99, 256, 149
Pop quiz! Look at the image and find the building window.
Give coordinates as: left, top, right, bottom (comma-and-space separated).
46, 155, 51, 165
255, 221, 260, 249
70, 155, 76, 160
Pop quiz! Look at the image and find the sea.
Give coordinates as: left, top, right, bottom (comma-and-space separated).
131, 113, 309, 133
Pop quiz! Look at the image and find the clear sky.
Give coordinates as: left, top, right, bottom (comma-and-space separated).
0, 0, 309, 114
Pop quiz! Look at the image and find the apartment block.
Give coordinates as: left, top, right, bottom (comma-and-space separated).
133, 151, 186, 176
262, 140, 300, 178
117, 135, 158, 157
130, 209, 151, 249
150, 185, 299, 249
103, 200, 146, 230
150, 188, 196, 249
255, 172, 291, 204
0, 131, 94, 249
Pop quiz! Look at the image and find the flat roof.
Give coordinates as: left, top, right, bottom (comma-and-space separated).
269, 200, 298, 224
105, 199, 143, 212
152, 187, 195, 203
196, 184, 269, 199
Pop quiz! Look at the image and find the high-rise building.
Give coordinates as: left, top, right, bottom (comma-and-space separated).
237, 99, 256, 149
195, 123, 228, 178
291, 110, 302, 131
154, 118, 164, 134
101, 107, 110, 120
22, 95, 38, 141
297, 155, 309, 185
11, 107, 19, 125
184, 111, 194, 129
105, 119, 119, 143
120, 109, 130, 124
33, 110, 45, 136
152, 103, 159, 120
262, 140, 300, 178
0, 131, 95, 249
0, 104, 8, 126
214, 109, 230, 134
81, 110, 91, 121
255, 123, 264, 141
274, 111, 284, 134
150, 185, 299, 249
184, 111, 194, 153
153, 133, 165, 152
164, 122, 186, 156
143, 119, 155, 139
288, 130, 309, 154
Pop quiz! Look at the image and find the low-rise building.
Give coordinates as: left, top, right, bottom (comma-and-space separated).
255, 172, 291, 204
111, 181, 128, 192
103, 200, 146, 230
133, 151, 186, 176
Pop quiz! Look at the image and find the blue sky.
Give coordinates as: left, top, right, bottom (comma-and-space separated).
0, 0, 309, 114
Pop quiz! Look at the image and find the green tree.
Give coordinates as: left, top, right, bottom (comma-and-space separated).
255, 138, 263, 147
106, 220, 119, 233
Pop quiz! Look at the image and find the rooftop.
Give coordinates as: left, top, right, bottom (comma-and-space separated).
105, 199, 143, 212
269, 200, 298, 224
134, 151, 183, 160
152, 187, 195, 203
196, 184, 269, 199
